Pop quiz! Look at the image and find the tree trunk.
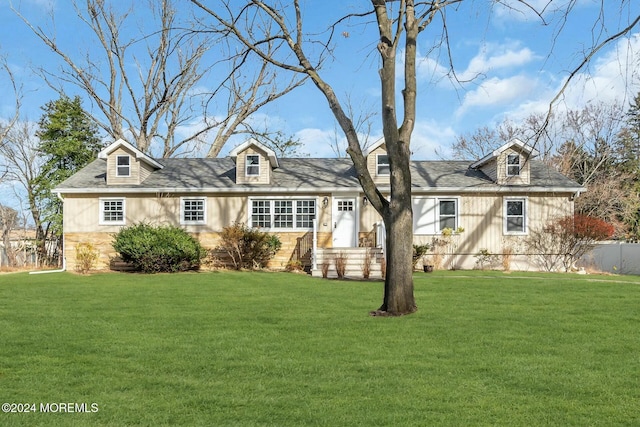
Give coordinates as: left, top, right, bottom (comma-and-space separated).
373, 204, 417, 316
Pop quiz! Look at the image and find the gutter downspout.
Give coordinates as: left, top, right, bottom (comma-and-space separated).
30, 192, 66, 275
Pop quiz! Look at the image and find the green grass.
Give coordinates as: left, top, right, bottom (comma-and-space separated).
1, 270, 639, 426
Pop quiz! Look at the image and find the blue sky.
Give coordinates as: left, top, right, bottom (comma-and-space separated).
1, 0, 639, 166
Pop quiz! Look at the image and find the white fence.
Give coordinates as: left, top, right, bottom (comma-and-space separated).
580, 242, 640, 275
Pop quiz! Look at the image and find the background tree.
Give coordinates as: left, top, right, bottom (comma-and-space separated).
0, 56, 22, 182
13, 0, 304, 158
0, 122, 45, 262
32, 95, 103, 264
0, 204, 19, 267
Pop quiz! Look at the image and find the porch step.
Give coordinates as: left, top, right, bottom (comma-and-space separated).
311, 247, 384, 279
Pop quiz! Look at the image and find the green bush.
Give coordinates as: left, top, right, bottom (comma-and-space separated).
218, 223, 282, 270
112, 223, 206, 273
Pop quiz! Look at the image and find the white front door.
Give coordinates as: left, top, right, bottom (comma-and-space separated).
333, 197, 357, 247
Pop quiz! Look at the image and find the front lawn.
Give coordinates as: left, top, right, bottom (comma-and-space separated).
0, 271, 638, 426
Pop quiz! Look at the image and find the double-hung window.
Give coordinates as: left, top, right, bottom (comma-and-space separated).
246, 155, 260, 176
413, 197, 459, 234
251, 200, 271, 228
100, 198, 125, 225
116, 155, 131, 177
507, 154, 520, 176
376, 154, 390, 175
504, 198, 527, 234
274, 200, 293, 228
250, 199, 316, 229
438, 199, 457, 230
181, 197, 206, 225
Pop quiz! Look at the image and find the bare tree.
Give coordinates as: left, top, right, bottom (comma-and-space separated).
448, 114, 550, 160
0, 204, 19, 267
12, 0, 303, 158
0, 122, 54, 264
191, 1, 638, 316
0, 56, 22, 178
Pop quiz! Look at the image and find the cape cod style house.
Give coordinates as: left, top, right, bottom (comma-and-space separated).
54, 138, 584, 275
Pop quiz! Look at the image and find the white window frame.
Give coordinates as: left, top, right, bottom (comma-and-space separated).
99, 198, 126, 225
437, 198, 458, 232
116, 155, 131, 177
507, 154, 520, 176
376, 154, 390, 176
246, 154, 260, 176
181, 197, 207, 225
412, 196, 460, 235
249, 198, 316, 230
504, 197, 527, 235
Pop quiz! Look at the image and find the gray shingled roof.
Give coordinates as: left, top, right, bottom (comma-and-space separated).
55, 157, 583, 193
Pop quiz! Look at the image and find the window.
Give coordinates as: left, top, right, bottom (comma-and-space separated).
246, 154, 260, 176
337, 200, 354, 212
100, 198, 125, 225
507, 154, 520, 176
413, 197, 459, 234
250, 199, 316, 229
116, 155, 131, 177
274, 200, 293, 228
505, 198, 527, 234
181, 197, 206, 224
439, 199, 457, 230
296, 200, 316, 228
251, 200, 271, 228
376, 154, 390, 175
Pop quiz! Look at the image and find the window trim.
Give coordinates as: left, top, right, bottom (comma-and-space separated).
376, 154, 390, 176
437, 198, 458, 232
246, 154, 260, 177
412, 196, 460, 235
99, 197, 126, 225
180, 197, 207, 225
116, 155, 131, 177
249, 197, 317, 230
504, 197, 527, 235
506, 154, 521, 176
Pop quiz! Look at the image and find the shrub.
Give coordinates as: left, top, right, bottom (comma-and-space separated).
112, 223, 206, 273
361, 248, 372, 279
412, 244, 431, 268
75, 242, 99, 274
218, 223, 282, 270
525, 214, 614, 272
335, 251, 347, 279
474, 248, 498, 270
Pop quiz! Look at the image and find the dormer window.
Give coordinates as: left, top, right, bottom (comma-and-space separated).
116, 155, 131, 177
377, 154, 390, 175
507, 154, 520, 176
246, 154, 260, 176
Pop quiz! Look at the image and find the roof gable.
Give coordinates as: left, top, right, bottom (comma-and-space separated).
98, 138, 163, 170
470, 138, 539, 169
229, 138, 279, 168
363, 138, 385, 157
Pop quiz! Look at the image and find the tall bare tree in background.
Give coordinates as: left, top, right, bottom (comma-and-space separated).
190, 0, 640, 316
0, 122, 49, 262
12, 0, 304, 158
0, 57, 21, 177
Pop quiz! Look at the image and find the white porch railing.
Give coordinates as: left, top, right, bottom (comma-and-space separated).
312, 219, 318, 270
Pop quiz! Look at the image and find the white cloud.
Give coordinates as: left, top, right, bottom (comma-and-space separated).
456, 75, 539, 117
458, 43, 536, 81
498, 32, 640, 124
410, 120, 457, 160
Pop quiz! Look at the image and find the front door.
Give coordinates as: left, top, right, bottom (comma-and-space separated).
333, 197, 357, 247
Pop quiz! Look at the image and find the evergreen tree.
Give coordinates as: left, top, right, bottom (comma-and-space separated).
32, 96, 102, 263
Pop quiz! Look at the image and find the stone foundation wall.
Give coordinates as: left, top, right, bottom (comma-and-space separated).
64, 231, 334, 271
